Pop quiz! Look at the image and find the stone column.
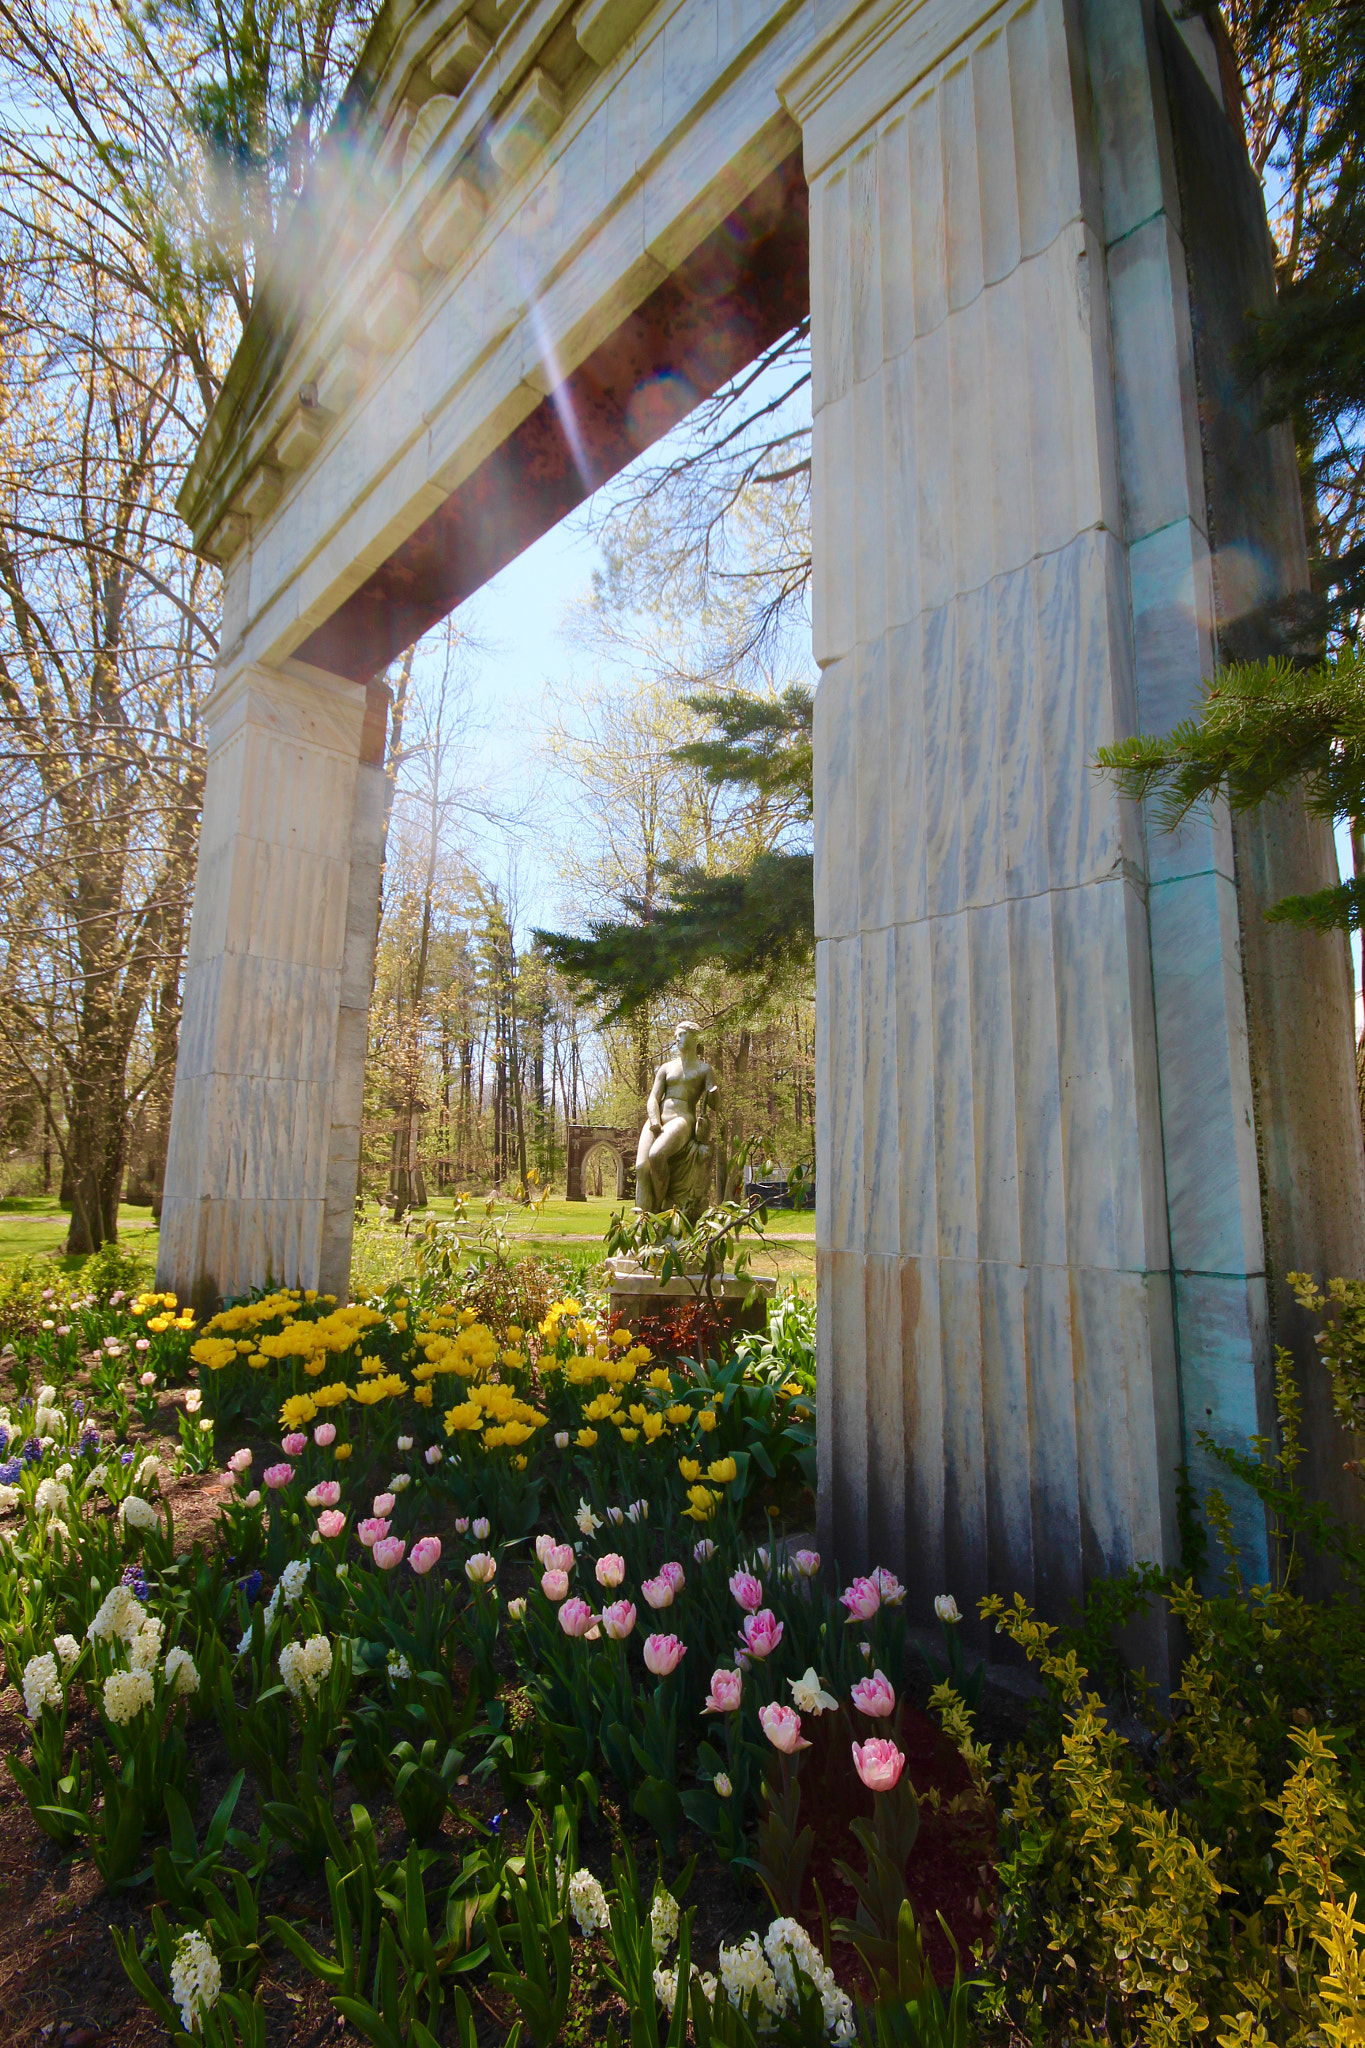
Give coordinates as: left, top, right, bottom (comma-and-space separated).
157, 661, 388, 1309
780, 0, 1306, 1626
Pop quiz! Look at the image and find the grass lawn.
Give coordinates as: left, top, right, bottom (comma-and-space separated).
0, 1195, 159, 1273
352, 1193, 817, 1295
1, 1191, 817, 1293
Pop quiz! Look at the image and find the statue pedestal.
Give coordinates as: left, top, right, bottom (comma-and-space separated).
606, 1257, 776, 1339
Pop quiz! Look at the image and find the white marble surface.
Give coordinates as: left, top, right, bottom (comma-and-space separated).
157, 663, 380, 1307
795, 0, 1280, 1623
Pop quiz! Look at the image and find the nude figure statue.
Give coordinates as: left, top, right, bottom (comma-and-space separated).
634, 1020, 718, 1219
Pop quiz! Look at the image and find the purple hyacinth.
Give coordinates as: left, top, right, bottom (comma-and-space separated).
238, 1569, 263, 1605
21, 1438, 43, 1466
120, 1562, 149, 1599
120, 1449, 135, 1466
77, 1428, 100, 1457
0, 1459, 20, 1485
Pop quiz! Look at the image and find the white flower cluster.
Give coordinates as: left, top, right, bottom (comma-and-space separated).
718, 1935, 781, 2019
88, 1583, 146, 1645
53, 1634, 79, 1672
0, 1485, 20, 1514
103, 1666, 156, 1724
170, 1928, 221, 2033
763, 1920, 855, 2043
135, 1455, 162, 1488
263, 1557, 310, 1626
568, 1867, 611, 1935
34, 1476, 68, 1518
164, 1646, 199, 1698
33, 1400, 63, 1439
653, 1963, 680, 2014
130, 1615, 166, 1671
22, 1651, 62, 1720
120, 1494, 160, 1533
279, 1633, 332, 1703
387, 1649, 411, 1682
650, 1888, 680, 1957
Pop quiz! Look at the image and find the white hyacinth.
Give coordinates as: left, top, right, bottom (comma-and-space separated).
568, 1867, 611, 1935
170, 1928, 221, 2033
135, 1455, 162, 1488
53, 1633, 80, 1673
718, 1935, 782, 2019
279, 1633, 332, 1703
653, 1963, 679, 2015
130, 1616, 166, 1671
164, 1646, 199, 1698
103, 1666, 156, 1724
87, 1583, 146, 1644
22, 1651, 62, 1719
650, 1888, 680, 1957
34, 1475, 68, 1518
119, 1494, 160, 1533
0, 1485, 20, 1513
763, 1920, 856, 2043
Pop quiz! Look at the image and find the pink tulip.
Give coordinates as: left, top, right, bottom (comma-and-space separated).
600, 1599, 636, 1640
263, 1463, 294, 1490
693, 1538, 716, 1562
704, 1667, 743, 1713
317, 1509, 346, 1539
409, 1535, 442, 1575
305, 1480, 341, 1509
473, 1518, 490, 1540
313, 1423, 336, 1447
595, 1552, 626, 1589
643, 1633, 687, 1677
281, 1432, 307, 1456
851, 1669, 897, 1718
534, 1533, 557, 1566
547, 1542, 574, 1574
454, 1517, 470, 1534
372, 1492, 396, 1518
741, 1609, 784, 1659
641, 1575, 673, 1609
852, 1737, 906, 1793
243, 1490, 261, 1507
792, 1549, 820, 1578
872, 1566, 906, 1607
227, 1448, 252, 1474
559, 1597, 594, 1638
729, 1569, 763, 1613
759, 1702, 811, 1754
542, 1568, 571, 1601
840, 1575, 881, 1621
658, 1560, 685, 1593
465, 1552, 497, 1585
358, 1516, 390, 1548
372, 1536, 406, 1571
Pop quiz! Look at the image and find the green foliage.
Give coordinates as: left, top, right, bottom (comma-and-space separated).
978, 1297, 1365, 2048
1097, 649, 1365, 931
536, 685, 814, 1014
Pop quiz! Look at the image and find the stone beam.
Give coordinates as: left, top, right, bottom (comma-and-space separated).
296, 151, 809, 679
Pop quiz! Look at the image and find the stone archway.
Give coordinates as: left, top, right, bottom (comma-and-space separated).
564, 1125, 636, 1204
158, 0, 1365, 1621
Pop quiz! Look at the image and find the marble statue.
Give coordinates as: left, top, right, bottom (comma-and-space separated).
633, 1020, 718, 1222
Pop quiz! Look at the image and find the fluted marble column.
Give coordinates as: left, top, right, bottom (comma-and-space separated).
781, 0, 1293, 1625
157, 661, 388, 1309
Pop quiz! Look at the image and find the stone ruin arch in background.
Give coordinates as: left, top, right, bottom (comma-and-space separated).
565, 1125, 636, 1203
158, 0, 1365, 1626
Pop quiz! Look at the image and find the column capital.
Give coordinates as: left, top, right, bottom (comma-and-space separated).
203, 657, 370, 760
778, 0, 1005, 178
